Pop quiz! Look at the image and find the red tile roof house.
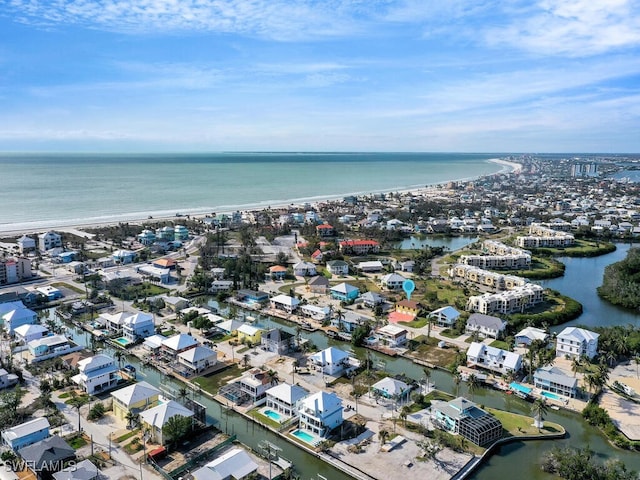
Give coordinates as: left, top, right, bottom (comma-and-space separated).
316, 224, 335, 237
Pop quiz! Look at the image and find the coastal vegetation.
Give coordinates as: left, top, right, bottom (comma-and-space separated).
540, 446, 637, 479
506, 289, 582, 329
528, 239, 616, 258
598, 247, 640, 309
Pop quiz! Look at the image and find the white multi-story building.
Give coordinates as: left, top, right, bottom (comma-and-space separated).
265, 383, 309, 417
38, 231, 62, 252
466, 342, 522, 375
450, 264, 528, 291
298, 391, 343, 438
122, 312, 155, 342
72, 354, 119, 395
556, 327, 599, 359
466, 284, 544, 315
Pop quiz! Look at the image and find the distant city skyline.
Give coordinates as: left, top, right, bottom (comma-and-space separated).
1, 0, 639, 153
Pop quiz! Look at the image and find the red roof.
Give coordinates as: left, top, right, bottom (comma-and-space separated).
269, 265, 287, 272
311, 249, 323, 258
340, 240, 379, 247
317, 224, 334, 229
396, 299, 420, 309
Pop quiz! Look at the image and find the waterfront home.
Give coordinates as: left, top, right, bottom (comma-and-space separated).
28, 334, 77, 361
160, 295, 189, 312
18, 435, 75, 479
239, 369, 273, 406
122, 312, 155, 343
0, 368, 19, 389
268, 265, 288, 280
1, 306, 37, 334
38, 231, 62, 252
465, 313, 507, 339
174, 225, 189, 240
53, 459, 100, 480
330, 282, 360, 301
360, 291, 384, 308
191, 448, 259, 480
72, 354, 119, 395
556, 326, 599, 359
534, 366, 578, 398
235, 289, 270, 306
111, 249, 136, 264
17, 235, 36, 254
270, 294, 300, 313
111, 381, 161, 423
357, 260, 384, 273
375, 324, 408, 348
36, 285, 63, 301
156, 226, 175, 241
380, 272, 407, 291
216, 319, 244, 335
300, 304, 331, 322
2, 417, 50, 451
265, 383, 309, 417
466, 342, 522, 375
309, 347, 354, 377
429, 306, 461, 328
326, 260, 349, 276
139, 400, 194, 445
431, 397, 502, 446
260, 328, 294, 354
293, 261, 317, 277
339, 239, 380, 255
371, 377, 412, 403
307, 275, 330, 294
330, 311, 365, 334
177, 345, 217, 375
161, 333, 198, 359
101, 311, 130, 335
298, 391, 343, 438
142, 334, 167, 353
515, 326, 549, 346
237, 324, 263, 345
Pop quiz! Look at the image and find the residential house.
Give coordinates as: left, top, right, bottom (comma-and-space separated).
326, 260, 349, 276
268, 265, 288, 280
216, 319, 244, 335
36, 286, 63, 301
375, 324, 408, 348
100, 311, 130, 335
122, 312, 155, 343
265, 383, 309, 417
139, 400, 194, 445
556, 327, 599, 359
309, 347, 353, 377
329, 282, 360, 301
316, 224, 335, 237
174, 225, 189, 240
534, 366, 578, 398
38, 231, 62, 252
300, 304, 331, 322
239, 369, 273, 405
209, 280, 234, 292
371, 377, 412, 403
235, 290, 269, 306
17, 235, 36, 254
431, 397, 502, 446
298, 391, 343, 437
18, 435, 75, 480
237, 324, 263, 345
2, 418, 50, 451
0, 368, 19, 390
177, 345, 217, 375
72, 354, 119, 395
53, 459, 100, 480
396, 260, 415, 272
339, 240, 380, 255
137, 229, 156, 246
466, 342, 522, 375
28, 335, 78, 362
360, 291, 384, 308
160, 295, 189, 313
161, 333, 198, 359
111, 249, 136, 264
357, 260, 383, 272
514, 326, 549, 346
428, 306, 461, 329
270, 294, 300, 313
380, 272, 407, 291
260, 328, 294, 354
395, 299, 421, 317
142, 334, 167, 353
310, 249, 324, 263
293, 261, 317, 277
307, 275, 330, 294
191, 448, 258, 480
153, 258, 177, 270
2, 306, 38, 335
137, 265, 171, 284
465, 313, 507, 339
111, 381, 161, 423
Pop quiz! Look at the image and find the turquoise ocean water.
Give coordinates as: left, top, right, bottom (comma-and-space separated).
0, 152, 505, 232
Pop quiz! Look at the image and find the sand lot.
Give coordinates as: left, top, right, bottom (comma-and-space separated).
599, 362, 640, 441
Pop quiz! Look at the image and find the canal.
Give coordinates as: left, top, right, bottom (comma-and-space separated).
47, 241, 640, 479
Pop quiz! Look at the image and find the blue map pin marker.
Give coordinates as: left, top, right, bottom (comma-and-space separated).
402, 279, 415, 300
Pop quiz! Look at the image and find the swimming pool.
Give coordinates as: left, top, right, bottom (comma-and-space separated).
114, 337, 131, 346
540, 391, 561, 400
263, 409, 283, 422
509, 382, 532, 394
291, 429, 318, 445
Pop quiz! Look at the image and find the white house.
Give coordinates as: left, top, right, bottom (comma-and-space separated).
308, 347, 354, 377
371, 377, 412, 403
534, 366, 578, 398
380, 273, 407, 290
13, 323, 49, 344
2, 306, 37, 335
38, 231, 62, 252
298, 391, 343, 437
122, 312, 155, 342
239, 369, 273, 405
72, 354, 119, 395
326, 260, 349, 276
177, 345, 217, 375
514, 326, 549, 346
265, 383, 309, 417
191, 448, 258, 480
465, 313, 507, 339
293, 261, 317, 277
429, 306, 461, 328
161, 333, 198, 359
139, 400, 194, 445
0, 368, 19, 390
556, 327, 599, 359
375, 324, 408, 348
100, 312, 130, 335
269, 294, 300, 313
466, 342, 522, 375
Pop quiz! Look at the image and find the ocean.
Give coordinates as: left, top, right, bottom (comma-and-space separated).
0, 152, 505, 233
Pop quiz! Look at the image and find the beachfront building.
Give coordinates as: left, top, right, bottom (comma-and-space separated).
38, 231, 62, 252
374, 324, 408, 348
2, 418, 50, 452
17, 235, 36, 254
428, 306, 461, 328
466, 284, 544, 315
339, 239, 380, 255
265, 383, 309, 417
431, 397, 502, 446
270, 294, 300, 313
309, 347, 355, 377
72, 354, 119, 395
191, 448, 259, 480
298, 391, 343, 438
326, 260, 349, 276
174, 225, 189, 240
556, 327, 599, 359
137, 229, 156, 245
329, 282, 360, 302
466, 342, 522, 376
122, 312, 155, 343
111, 381, 161, 423
156, 226, 175, 241
371, 377, 412, 404
139, 400, 194, 445
1, 306, 37, 335
380, 272, 407, 290
293, 261, 317, 277
465, 313, 507, 339
515, 326, 549, 346
177, 345, 217, 375
534, 366, 578, 398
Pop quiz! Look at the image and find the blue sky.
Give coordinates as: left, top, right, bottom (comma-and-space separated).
1, 0, 639, 153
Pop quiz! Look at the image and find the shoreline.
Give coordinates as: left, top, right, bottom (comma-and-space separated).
0, 158, 521, 238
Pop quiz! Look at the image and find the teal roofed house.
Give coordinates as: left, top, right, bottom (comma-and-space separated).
431, 397, 502, 446
156, 226, 175, 241
137, 229, 156, 246
330, 282, 360, 301
174, 225, 189, 240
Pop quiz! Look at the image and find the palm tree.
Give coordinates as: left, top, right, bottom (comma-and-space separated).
68, 393, 89, 432
378, 429, 389, 446
422, 367, 432, 394
291, 360, 299, 384
400, 405, 411, 426
531, 397, 549, 431
351, 385, 367, 415
125, 410, 140, 430
266, 369, 279, 386
571, 357, 581, 377
114, 349, 125, 370
467, 374, 480, 401
453, 371, 462, 397
177, 386, 189, 404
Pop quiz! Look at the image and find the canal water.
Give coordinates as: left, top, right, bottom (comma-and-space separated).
395, 235, 479, 251
48, 241, 640, 479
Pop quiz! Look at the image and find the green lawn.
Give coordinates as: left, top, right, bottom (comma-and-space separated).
487, 408, 565, 437
489, 340, 511, 350
68, 436, 88, 449
192, 364, 241, 394
115, 429, 140, 443
247, 409, 281, 429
